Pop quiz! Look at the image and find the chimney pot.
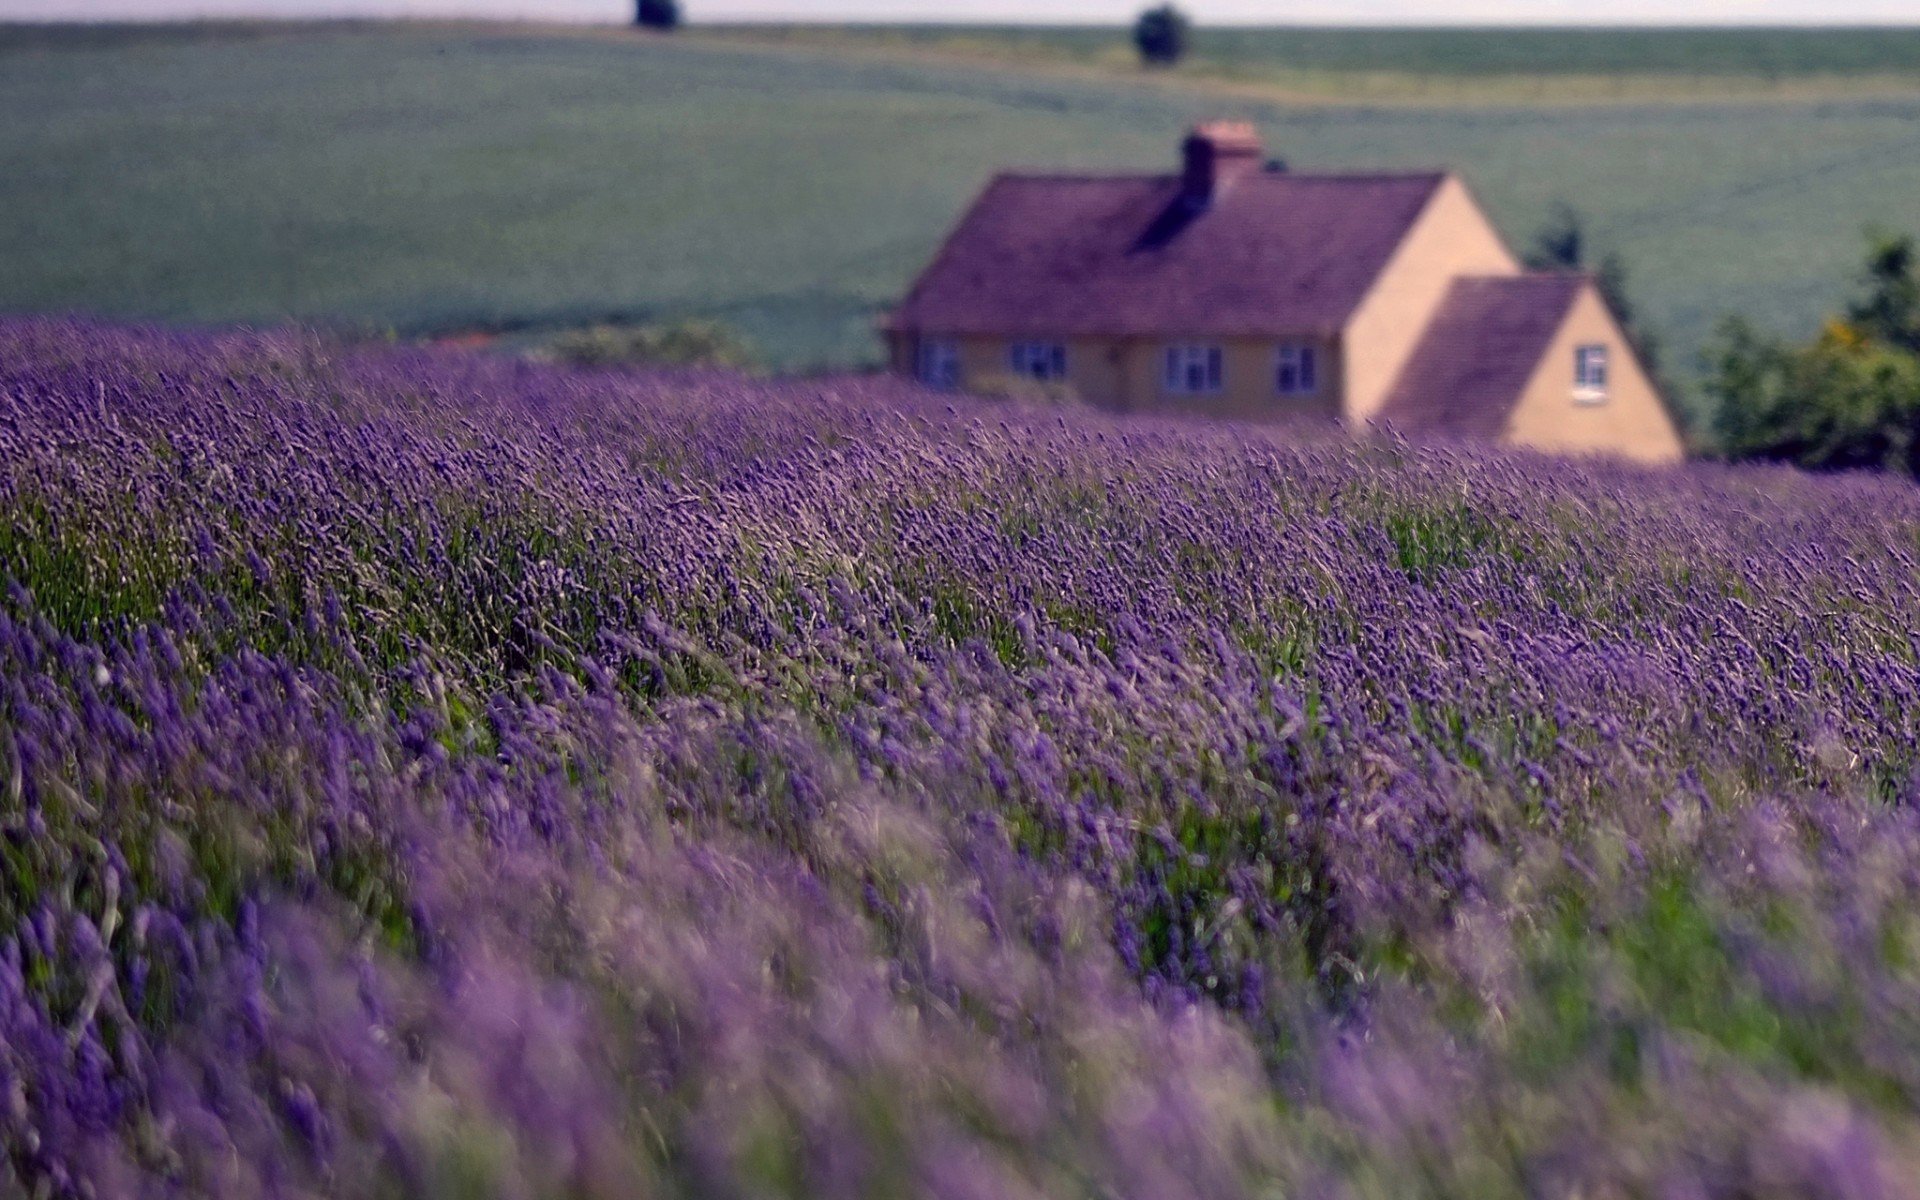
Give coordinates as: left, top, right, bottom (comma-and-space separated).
1182, 121, 1263, 205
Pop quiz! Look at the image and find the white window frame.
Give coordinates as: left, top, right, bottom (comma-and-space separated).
1275, 342, 1319, 396
1163, 344, 1225, 395
918, 338, 961, 391
1573, 343, 1610, 404
1008, 341, 1069, 383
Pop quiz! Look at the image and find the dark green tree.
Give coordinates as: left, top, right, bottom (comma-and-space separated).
1847, 232, 1920, 354
1523, 201, 1588, 274
1711, 231, 1920, 476
636, 0, 679, 30
1133, 4, 1190, 67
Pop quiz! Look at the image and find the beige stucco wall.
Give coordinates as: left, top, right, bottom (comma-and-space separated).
948, 336, 1130, 402
1500, 286, 1685, 465
901, 333, 1342, 423
1341, 176, 1520, 424
1121, 337, 1342, 423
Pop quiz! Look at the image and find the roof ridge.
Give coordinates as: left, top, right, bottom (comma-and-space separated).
1270, 169, 1452, 180
989, 169, 1451, 183
1455, 270, 1597, 286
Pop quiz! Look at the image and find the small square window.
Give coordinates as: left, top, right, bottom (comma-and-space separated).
1574, 344, 1610, 402
919, 339, 961, 390
1164, 344, 1224, 395
1276, 343, 1318, 396
1009, 341, 1069, 382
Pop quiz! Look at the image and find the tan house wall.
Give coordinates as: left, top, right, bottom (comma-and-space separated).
1500, 286, 1685, 465
905, 333, 1342, 422
890, 333, 1109, 399
1341, 176, 1520, 424
1121, 337, 1342, 423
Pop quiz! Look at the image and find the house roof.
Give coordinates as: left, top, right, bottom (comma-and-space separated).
888, 170, 1450, 338
1376, 274, 1591, 438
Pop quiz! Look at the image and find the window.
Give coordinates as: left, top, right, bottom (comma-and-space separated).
1164, 344, 1224, 394
1574, 344, 1610, 402
1275, 343, 1319, 396
1009, 341, 1068, 382
918, 339, 960, 391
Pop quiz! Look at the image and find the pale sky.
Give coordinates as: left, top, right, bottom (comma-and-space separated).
8, 0, 1920, 23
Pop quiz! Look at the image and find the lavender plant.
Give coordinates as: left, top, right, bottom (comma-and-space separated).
3, 317, 1919, 1198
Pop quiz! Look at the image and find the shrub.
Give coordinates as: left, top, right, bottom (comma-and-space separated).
1712, 232, 1920, 474
545, 318, 757, 370
1711, 317, 1920, 474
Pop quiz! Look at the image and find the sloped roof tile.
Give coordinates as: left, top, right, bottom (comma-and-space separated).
890, 171, 1449, 338
1377, 274, 1590, 439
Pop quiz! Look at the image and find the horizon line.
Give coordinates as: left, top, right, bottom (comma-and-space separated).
10, 13, 1920, 26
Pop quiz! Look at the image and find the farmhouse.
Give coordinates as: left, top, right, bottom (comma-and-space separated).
884, 123, 1684, 464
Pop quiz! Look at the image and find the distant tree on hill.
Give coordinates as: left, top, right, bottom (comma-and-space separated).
1133, 4, 1190, 68
1712, 231, 1920, 476
1524, 202, 1664, 383
635, 0, 680, 30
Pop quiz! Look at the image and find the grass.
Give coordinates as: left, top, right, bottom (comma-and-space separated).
6, 21, 1920, 413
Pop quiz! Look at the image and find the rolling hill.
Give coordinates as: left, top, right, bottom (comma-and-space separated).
6, 20, 1920, 421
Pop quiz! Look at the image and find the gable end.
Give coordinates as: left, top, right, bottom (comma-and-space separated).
1500, 283, 1685, 464
1341, 175, 1522, 423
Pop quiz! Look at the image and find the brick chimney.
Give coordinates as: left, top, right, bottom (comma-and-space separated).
1182, 121, 1263, 206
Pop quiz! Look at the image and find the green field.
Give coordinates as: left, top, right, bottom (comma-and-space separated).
712, 24, 1920, 101
7, 22, 1920, 419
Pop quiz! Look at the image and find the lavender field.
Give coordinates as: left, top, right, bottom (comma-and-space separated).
5, 317, 1920, 1198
